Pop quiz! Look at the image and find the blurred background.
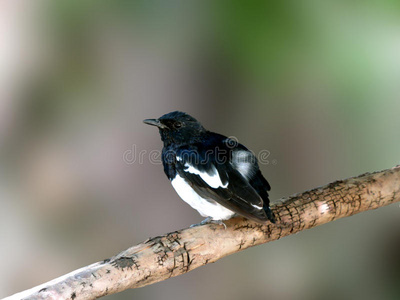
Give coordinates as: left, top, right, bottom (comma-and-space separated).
1, 1, 399, 299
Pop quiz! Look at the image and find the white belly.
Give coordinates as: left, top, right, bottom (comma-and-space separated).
171, 175, 235, 220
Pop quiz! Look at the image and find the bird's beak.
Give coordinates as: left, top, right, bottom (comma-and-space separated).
143, 118, 167, 129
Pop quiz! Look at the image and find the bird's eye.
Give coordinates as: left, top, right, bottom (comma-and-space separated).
174, 122, 182, 129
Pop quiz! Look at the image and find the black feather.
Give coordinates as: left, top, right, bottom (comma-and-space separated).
145, 111, 275, 223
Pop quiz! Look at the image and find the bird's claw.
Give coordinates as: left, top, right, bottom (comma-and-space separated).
190, 217, 227, 230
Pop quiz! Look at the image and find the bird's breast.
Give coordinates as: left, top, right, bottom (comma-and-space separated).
170, 174, 235, 220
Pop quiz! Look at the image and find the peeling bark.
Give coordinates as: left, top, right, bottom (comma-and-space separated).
4, 166, 400, 300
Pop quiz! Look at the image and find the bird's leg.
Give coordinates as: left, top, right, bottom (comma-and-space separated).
190, 217, 227, 229
190, 217, 211, 228
199, 217, 213, 226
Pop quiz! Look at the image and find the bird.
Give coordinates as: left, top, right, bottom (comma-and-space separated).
143, 111, 275, 227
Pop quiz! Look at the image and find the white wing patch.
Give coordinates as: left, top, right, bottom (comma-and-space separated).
171, 175, 235, 220
250, 203, 263, 210
231, 150, 257, 180
183, 162, 228, 189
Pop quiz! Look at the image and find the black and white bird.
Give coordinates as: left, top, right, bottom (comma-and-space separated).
144, 111, 275, 227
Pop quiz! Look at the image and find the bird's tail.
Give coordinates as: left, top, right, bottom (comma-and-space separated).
263, 202, 276, 223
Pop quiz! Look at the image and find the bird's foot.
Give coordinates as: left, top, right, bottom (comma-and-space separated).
209, 220, 227, 230
190, 217, 227, 229
190, 217, 212, 228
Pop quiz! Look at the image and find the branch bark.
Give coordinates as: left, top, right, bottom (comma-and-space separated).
5, 166, 400, 300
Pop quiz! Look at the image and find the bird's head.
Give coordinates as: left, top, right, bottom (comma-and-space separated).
143, 111, 207, 145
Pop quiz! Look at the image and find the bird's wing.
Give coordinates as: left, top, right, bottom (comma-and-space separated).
175, 146, 269, 222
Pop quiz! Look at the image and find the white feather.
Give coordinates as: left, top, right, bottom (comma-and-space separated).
183, 163, 228, 188
251, 203, 263, 210
171, 175, 235, 220
231, 150, 256, 180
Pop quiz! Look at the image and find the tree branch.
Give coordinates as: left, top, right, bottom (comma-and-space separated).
5, 166, 400, 300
